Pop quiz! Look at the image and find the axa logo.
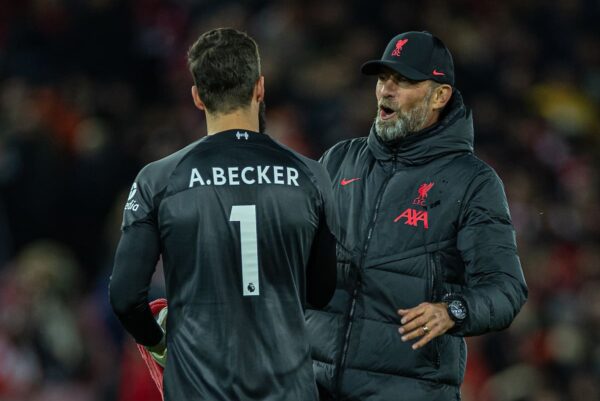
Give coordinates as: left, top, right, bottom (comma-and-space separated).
394, 182, 435, 229
413, 182, 434, 206
394, 208, 429, 229
391, 39, 408, 57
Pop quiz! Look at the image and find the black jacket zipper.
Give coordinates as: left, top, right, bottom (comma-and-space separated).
334, 155, 398, 396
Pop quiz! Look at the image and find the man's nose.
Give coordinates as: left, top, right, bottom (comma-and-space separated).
379, 78, 396, 97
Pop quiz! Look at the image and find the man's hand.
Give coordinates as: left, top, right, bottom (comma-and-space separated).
146, 306, 168, 367
397, 302, 454, 350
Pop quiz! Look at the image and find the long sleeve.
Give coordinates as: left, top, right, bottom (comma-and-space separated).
452, 167, 528, 336
305, 160, 339, 309
109, 219, 164, 346
109, 172, 165, 347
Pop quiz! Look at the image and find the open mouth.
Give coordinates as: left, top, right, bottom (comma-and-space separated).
379, 105, 397, 120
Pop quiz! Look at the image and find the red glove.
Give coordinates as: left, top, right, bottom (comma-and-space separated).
136, 298, 168, 400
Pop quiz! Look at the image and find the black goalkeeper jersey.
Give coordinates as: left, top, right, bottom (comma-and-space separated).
109, 129, 338, 401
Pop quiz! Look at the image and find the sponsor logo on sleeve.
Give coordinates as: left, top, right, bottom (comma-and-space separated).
128, 182, 137, 200
125, 182, 140, 211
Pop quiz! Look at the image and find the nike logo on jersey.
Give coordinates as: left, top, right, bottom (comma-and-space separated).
341, 178, 361, 186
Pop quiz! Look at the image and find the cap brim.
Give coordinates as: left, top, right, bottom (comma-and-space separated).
361, 60, 430, 81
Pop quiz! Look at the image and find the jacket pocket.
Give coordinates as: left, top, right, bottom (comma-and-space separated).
427, 253, 442, 369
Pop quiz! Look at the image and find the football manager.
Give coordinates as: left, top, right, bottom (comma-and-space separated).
306, 31, 528, 401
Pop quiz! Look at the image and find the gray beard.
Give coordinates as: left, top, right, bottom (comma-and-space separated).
375, 91, 433, 142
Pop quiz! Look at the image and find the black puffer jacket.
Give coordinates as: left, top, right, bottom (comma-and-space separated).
306, 92, 528, 401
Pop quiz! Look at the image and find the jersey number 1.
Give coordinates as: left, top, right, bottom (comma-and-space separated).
229, 205, 260, 296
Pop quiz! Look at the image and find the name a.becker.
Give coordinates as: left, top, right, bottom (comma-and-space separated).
189, 166, 300, 187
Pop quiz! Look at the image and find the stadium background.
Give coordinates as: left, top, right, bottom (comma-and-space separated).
0, 0, 599, 400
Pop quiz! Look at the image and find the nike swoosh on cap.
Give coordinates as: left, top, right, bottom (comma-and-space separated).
432, 69, 445, 76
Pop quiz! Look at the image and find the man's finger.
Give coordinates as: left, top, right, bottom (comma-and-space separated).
399, 314, 429, 336
411, 324, 443, 349
398, 302, 428, 315
398, 318, 429, 341
397, 304, 427, 324
400, 325, 426, 341
412, 332, 436, 350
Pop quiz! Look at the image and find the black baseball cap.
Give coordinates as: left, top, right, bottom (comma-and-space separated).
361, 31, 454, 86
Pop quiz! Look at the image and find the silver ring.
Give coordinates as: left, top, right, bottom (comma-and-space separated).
422, 325, 430, 334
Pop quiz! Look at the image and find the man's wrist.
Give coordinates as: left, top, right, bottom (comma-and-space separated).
146, 333, 166, 354
441, 293, 468, 326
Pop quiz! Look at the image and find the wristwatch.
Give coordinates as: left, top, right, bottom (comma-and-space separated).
442, 294, 467, 325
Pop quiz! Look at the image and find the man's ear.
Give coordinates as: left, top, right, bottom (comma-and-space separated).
254, 76, 265, 103
191, 86, 206, 111
431, 84, 453, 111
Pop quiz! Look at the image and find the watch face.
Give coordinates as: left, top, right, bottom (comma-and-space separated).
449, 300, 466, 320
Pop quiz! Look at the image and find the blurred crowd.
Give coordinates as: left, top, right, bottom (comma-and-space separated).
0, 0, 598, 400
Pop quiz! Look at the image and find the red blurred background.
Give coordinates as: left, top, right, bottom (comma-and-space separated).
0, 1, 598, 400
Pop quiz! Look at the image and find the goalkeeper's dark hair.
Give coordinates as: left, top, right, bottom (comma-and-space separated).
187, 28, 261, 114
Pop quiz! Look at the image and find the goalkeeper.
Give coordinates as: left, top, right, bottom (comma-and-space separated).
109, 28, 338, 401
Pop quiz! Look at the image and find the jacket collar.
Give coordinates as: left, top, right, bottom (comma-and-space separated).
367, 90, 474, 165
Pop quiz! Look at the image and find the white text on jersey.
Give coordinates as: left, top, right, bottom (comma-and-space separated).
189, 166, 300, 188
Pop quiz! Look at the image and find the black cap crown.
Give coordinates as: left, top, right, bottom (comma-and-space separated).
361, 31, 454, 85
